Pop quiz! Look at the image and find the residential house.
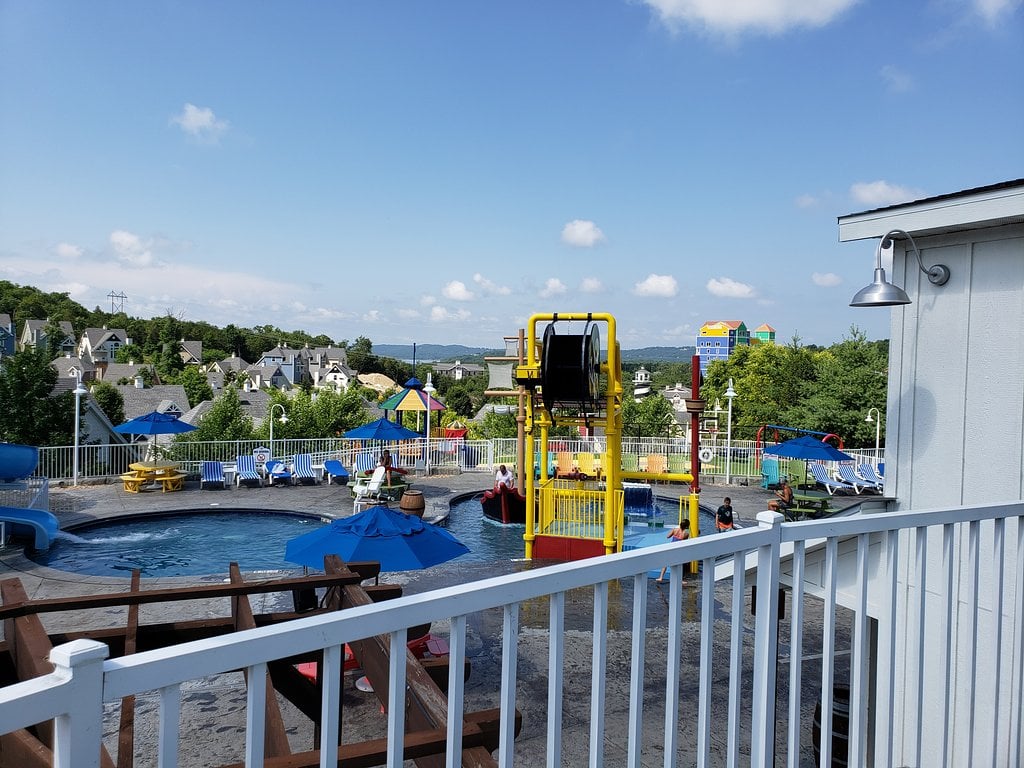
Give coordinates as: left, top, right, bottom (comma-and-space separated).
100, 361, 158, 386
307, 344, 357, 391
179, 340, 203, 366
19, 319, 76, 356
257, 344, 308, 387
0, 314, 15, 358
52, 354, 96, 384
631, 366, 652, 400
833, 178, 1024, 766
696, 320, 749, 374
432, 360, 485, 381
752, 323, 775, 344
78, 326, 131, 365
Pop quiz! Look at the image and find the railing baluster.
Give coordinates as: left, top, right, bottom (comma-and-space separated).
547, 593, 565, 768
939, 522, 955, 768
499, 603, 519, 767
750, 511, 783, 768
965, 520, 980, 764
850, 533, 869, 767
989, 518, 1005, 767
819, 536, 839, 768
913, 525, 928, 764
726, 552, 744, 767
319, 643, 342, 768
446, 614, 468, 768
664, 564, 683, 768
244, 661, 267, 768
1011, 516, 1024, 768
386, 628, 407, 768
589, 581, 609, 768
786, 542, 806, 768
626, 572, 647, 768
696, 558, 713, 768
880, 528, 900, 768
158, 683, 181, 768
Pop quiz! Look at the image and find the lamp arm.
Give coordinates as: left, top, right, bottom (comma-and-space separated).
879, 229, 950, 286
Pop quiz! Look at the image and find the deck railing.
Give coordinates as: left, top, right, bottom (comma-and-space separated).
1, 500, 1019, 767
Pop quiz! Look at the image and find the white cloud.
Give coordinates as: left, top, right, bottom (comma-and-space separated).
579, 276, 603, 293
171, 103, 229, 143
396, 308, 421, 320
561, 219, 606, 247
706, 276, 755, 298
879, 64, 913, 93
640, 0, 859, 35
429, 306, 471, 322
442, 280, 475, 301
795, 193, 818, 208
110, 230, 158, 267
362, 310, 382, 322
850, 180, 925, 207
55, 242, 82, 259
662, 324, 691, 338
420, 295, 436, 306
973, 0, 1022, 24
633, 274, 678, 298
539, 278, 567, 298
472, 272, 511, 295
812, 272, 842, 287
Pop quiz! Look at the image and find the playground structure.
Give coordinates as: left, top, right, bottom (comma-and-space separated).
506, 312, 702, 560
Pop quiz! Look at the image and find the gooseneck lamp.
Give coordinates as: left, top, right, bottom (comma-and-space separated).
849, 229, 950, 307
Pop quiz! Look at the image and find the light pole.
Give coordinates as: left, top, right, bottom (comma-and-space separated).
269, 403, 288, 459
865, 407, 882, 455
724, 379, 737, 485
72, 373, 88, 486
423, 374, 436, 475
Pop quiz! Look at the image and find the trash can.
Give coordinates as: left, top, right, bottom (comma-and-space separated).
812, 685, 850, 767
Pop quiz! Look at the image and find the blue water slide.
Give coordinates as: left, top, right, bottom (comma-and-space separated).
0, 506, 59, 549
0, 443, 58, 548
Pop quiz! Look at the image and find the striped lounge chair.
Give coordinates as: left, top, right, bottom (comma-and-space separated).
292, 453, 318, 485
199, 461, 226, 490
235, 455, 263, 488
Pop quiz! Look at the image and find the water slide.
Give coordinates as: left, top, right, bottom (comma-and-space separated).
0, 443, 59, 549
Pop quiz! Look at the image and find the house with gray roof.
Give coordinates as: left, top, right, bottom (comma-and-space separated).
52, 354, 97, 384
19, 319, 76, 356
256, 344, 308, 387
208, 353, 250, 376
78, 326, 131, 364
100, 360, 158, 386
179, 339, 203, 366
0, 313, 14, 358
432, 360, 485, 381
115, 384, 191, 421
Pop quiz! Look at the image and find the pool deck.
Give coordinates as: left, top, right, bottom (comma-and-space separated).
0, 474, 864, 766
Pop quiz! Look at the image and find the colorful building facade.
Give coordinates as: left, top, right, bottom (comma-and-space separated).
696, 320, 750, 374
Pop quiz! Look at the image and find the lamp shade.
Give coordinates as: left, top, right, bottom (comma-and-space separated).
849, 267, 912, 307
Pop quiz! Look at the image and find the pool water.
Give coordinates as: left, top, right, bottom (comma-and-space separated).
30, 494, 717, 578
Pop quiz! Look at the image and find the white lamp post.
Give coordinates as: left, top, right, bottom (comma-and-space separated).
724, 379, 737, 485
423, 374, 436, 475
72, 372, 88, 486
269, 403, 288, 459
866, 407, 882, 455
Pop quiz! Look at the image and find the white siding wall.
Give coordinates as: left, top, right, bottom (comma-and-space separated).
887, 224, 1024, 767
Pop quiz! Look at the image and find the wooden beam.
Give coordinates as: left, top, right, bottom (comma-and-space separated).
116, 570, 141, 768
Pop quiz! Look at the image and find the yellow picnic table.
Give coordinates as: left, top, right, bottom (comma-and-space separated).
122, 461, 185, 493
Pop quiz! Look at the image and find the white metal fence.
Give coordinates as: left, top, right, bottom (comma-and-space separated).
35, 437, 884, 486
1, 501, 1019, 767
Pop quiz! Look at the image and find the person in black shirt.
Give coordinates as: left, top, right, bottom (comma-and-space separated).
716, 497, 735, 532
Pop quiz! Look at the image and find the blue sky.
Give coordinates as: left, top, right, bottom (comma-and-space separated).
2, 1, 1022, 349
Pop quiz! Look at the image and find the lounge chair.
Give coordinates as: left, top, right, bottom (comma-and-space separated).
323, 459, 350, 486
646, 454, 668, 474
235, 454, 263, 488
199, 460, 226, 490
554, 451, 575, 478
857, 463, 885, 490
622, 453, 640, 473
808, 462, 858, 495
266, 460, 293, 487
667, 454, 688, 476
354, 452, 376, 476
837, 463, 874, 493
762, 457, 780, 489
292, 453, 318, 485
352, 465, 388, 510
576, 452, 599, 479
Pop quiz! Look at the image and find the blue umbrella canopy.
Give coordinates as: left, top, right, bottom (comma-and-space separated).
284, 505, 469, 571
344, 417, 421, 441
113, 411, 197, 435
763, 435, 853, 462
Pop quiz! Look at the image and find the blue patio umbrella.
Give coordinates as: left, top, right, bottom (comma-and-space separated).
284, 504, 469, 571
763, 435, 853, 463
344, 417, 421, 442
113, 411, 197, 435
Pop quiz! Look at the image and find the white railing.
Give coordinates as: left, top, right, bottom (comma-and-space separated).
1, 500, 1020, 767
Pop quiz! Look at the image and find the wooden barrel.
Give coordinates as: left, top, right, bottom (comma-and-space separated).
399, 490, 425, 517
812, 685, 850, 767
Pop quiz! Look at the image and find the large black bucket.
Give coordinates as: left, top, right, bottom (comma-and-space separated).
812, 685, 850, 767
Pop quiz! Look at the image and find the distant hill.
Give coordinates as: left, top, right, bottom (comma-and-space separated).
376, 343, 696, 363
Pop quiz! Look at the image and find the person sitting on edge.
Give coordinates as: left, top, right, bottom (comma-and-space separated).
716, 497, 735, 532
775, 480, 794, 512
495, 464, 515, 490
656, 523, 691, 583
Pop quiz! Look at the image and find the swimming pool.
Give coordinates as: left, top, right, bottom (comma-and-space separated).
30, 493, 716, 578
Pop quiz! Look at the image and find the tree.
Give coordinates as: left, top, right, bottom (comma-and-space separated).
346, 336, 374, 372
179, 388, 253, 442
178, 366, 214, 409
0, 346, 74, 446
622, 394, 678, 438
90, 380, 125, 426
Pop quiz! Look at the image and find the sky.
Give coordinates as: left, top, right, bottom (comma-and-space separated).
1, 1, 1022, 350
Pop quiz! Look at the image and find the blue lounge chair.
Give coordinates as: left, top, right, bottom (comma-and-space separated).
266, 460, 292, 487
200, 461, 226, 490
856, 463, 885, 491
292, 453, 318, 485
836, 464, 873, 493
808, 463, 858, 495
323, 459, 350, 486
235, 455, 263, 488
